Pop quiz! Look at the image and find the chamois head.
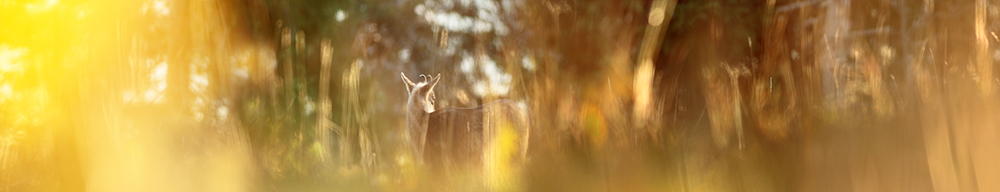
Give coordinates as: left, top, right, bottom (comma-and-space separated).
401, 72, 440, 161
401, 73, 440, 113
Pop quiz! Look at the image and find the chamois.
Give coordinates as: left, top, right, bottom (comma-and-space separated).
401, 72, 529, 172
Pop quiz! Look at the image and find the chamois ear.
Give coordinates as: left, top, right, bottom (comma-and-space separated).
426, 74, 441, 93
401, 72, 415, 93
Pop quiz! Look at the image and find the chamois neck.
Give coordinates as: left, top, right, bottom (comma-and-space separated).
404, 95, 431, 159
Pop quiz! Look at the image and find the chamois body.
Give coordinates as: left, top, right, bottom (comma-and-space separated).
401, 73, 529, 172
426, 100, 527, 169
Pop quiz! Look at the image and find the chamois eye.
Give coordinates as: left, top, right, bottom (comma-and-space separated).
430, 93, 436, 105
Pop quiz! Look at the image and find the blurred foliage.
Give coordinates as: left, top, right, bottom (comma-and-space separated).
3, 0, 1000, 191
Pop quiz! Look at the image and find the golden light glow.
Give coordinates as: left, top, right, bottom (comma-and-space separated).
1, 0, 254, 191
